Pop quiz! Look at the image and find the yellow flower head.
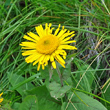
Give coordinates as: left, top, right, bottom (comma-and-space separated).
0, 92, 3, 107
20, 23, 77, 71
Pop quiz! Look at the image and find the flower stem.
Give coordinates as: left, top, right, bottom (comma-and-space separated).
56, 63, 63, 87
48, 62, 53, 81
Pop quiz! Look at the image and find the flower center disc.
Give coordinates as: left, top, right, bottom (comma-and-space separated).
36, 35, 59, 54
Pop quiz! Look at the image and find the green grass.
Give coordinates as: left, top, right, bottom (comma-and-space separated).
0, 0, 110, 110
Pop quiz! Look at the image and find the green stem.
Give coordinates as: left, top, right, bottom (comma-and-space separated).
48, 62, 53, 81
56, 63, 63, 87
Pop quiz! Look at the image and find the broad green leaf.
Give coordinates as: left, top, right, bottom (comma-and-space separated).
8, 73, 34, 96
19, 95, 38, 110
1, 103, 13, 110
101, 79, 110, 109
12, 102, 20, 110
26, 85, 61, 110
61, 91, 107, 110
49, 81, 71, 98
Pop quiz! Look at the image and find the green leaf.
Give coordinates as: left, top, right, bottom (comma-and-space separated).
26, 85, 61, 110
61, 91, 107, 110
1, 103, 13, 110
12, 102, 20, 110
49, 81, 71, 98
101, 79, 110, 109
19, 95, 38, 110
8, 73, 34, 96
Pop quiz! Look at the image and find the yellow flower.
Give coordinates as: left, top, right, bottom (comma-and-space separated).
20, 23, 77, 71
0, 92, 3, 107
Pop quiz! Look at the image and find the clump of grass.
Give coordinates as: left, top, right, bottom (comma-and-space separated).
0, 0, 110, 110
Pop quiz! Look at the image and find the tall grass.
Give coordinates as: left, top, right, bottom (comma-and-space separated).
0, 0, 110, 110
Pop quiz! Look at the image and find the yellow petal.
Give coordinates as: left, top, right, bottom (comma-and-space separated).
49, 23, 52, 28
20, 42, 36, 48
25, 54, 36, 63
27, 32, 40, 41
50, 27, 54, 34
39, 55, 45, 64
61, 40, 76, 44
45, 23, 48, 29
59, 50, 67, 56
55, 54, 65, 64
54, 24, 60, 36
25, 53, 42, 63
33, 60, 39, 66
44, 61, 48, 66
59, 31, 75, 41
50, 55, 54, 62
59, 62, 65, 68
21, 47, 35, 49
22, 50, 37, 56
23, 35, 37, 42
42, 55, 50, 64
35, 25, 45, 38
32, 54, 43, 65
57, 29, 67, 38
62, 26, 64, 30
0, 98, 3, 103
63, 55, 66, 59
62, 34, 75, 42
58, 45, 77, 50
0, 92, 3, 97
52, 61, 56, 69
42, 64, 45, 70
55, 58, 65, 68
46, 55, 50, 61
37, 63, 41, 71
55, 49, 67, 56
45, 23, 52, 35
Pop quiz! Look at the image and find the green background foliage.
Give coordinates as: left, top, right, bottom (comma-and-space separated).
0, 0, 110, 110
